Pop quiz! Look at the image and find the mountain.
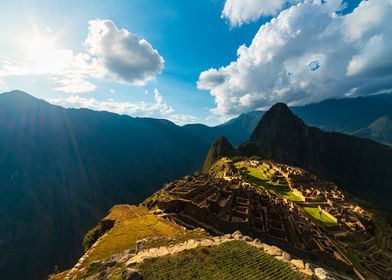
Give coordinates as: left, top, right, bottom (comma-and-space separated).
201, 136, 235, 173
354, 116, 392, 146
185, 94, 392, 147
250, 103, 392, 213
0, 90, 209, 280
183, 111, 261, 147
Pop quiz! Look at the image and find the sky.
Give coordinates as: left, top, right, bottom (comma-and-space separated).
0, 0, 390, 125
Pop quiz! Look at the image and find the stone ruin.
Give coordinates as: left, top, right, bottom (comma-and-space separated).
155, 175, 352, 272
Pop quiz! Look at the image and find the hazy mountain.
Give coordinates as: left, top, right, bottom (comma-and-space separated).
354, 116, 392, 146
185, 94, 392, 147
183, 113, 258, 147
0, 90, 209, 280
250, 103, 392, 213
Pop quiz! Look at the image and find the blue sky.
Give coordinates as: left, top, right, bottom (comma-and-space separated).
0, 0, 390, 125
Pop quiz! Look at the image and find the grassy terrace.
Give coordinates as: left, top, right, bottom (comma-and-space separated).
301, 207, 338, 227
81, 205, 195, 267
137, 240, 311, 280
238, 163, 337, 227
243, 166, 303, 202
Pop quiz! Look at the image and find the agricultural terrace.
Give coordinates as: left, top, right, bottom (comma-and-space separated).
236, 162, 302, 202
137, 240, 311, 280
81, 205, 205, 267
301, 207, 338, 227
236, 161, 337, 227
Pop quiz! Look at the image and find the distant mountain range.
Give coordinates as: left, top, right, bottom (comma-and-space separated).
185, 94, 392, 146
0, 91, 208, 280
204, 103, 392, 215
1, 90, 392, 280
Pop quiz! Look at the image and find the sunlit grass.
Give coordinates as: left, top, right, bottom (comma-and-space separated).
81, 205, 186, 267
244, 167, 303, 202
301, 207, 338, 227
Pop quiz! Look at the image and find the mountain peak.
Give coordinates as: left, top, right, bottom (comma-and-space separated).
0, 90, 52, 112
1, 90, 36, 99
202, 136, 235, 173
268, 102, 290, 112
263, 102, 296, 120
250, 102, 305, 146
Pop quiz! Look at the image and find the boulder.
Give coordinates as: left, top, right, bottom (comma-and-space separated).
111, 250, 133, 263
243, 236, 253, 242
291, 259, 305, 270
252, 238, 262, 245
224, 234, 233, 240
232, 230, 243, 239
314, 268, 336, 280
264, 245, 283, 256
185, 240, 198, 250
122, 268, 140, 280
200, 239, 214, 247
282, 252, 291, 261
156, 246, 170, 256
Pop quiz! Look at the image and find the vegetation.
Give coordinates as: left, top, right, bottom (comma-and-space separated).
242, 165, 302, 202
83, 219, 115, 252
238, 163, 337, 227
80, 205, 186, 267
136, 240, 311, 280
202, 136, 235, 173
301, 207, 338, 227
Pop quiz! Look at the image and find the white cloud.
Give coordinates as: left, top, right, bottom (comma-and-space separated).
199, 0, 392, 117
46, 88, 196, 125
85, 19, 164, 86
222, 0, 301, 26
0, 19, 164, 93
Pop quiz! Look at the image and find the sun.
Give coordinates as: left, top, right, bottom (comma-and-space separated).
26, 36, 56, 62
24, 35, 72, 74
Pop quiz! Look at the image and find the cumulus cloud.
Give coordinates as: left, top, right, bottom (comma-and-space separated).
199, 0, 392, 116
46, 88, 196, 125
0, 19, 164, 93
222, 0, 301, 26
85, 19, 164, 86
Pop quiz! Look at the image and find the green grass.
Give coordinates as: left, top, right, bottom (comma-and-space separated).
247, 167, 269, 181
81, 205, 186, 267
244, 167, 303, 202
281, 191, 303, 202
137, 240, 311, 280
242, 164, 337, 228
301, 207, 338, 227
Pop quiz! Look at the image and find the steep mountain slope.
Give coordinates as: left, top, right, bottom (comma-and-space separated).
0, 91, 208, 280
354, 116, 392, 146
250, 103, 392, 213
201, 136, 235, 173
185, 94, 392, 147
